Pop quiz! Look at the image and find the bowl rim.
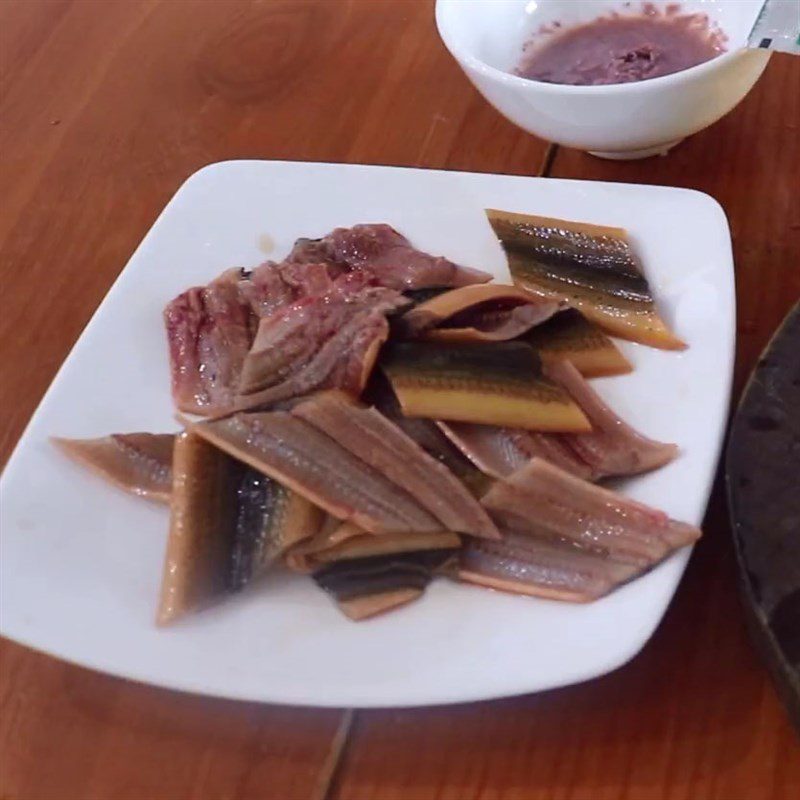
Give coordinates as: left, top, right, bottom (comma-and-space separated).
434, 0, 746, 95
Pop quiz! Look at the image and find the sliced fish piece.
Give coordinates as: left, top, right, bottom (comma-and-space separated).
52, 433, 174, 503
236, 274, 407, 410
520, 308, 632, 377
401, 283, 561, 342
482, 458, 701, 567
285, 518, 369, 572
325, 224, 492, 290
289, 530, 461, 572
487, 209, 685, 350
228, 471, 325, 591
364, 373, 493, 498
314, 548, 457, 598
460, 531, 642, 602
313, 531, 461, 564
158, 432, 240, 624
238, 308, 389, 409
381, 341, 591, 432
546, 359, 678, 478
292, 393, 499, 538
186, 412, 441, 534
286, 237, 345, 268
240, 260, 339, 317
395, 416, 494, 499
323, 518, 364, 545
164, 280, 255, 415
313, 548, 458, 619
158, 432, 322, 623
438, 422, 591, 480
438, 361, 676, 482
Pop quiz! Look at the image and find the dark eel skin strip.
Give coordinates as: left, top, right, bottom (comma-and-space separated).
314, 548, 457, 601
381, 340, 591, 432
185, 412, 442, 533
158, 432, 323, 623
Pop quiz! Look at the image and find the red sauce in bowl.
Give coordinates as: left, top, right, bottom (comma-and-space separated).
517, 5, 726, 86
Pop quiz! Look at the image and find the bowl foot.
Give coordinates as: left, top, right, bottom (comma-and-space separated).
588, 139, 684, 160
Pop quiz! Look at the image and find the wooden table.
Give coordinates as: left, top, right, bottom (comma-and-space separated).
1, 2, 798, 798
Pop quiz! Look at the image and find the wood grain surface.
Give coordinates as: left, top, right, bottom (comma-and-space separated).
0, 2, 798, 799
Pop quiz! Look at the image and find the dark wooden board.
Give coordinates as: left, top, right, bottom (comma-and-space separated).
727, 301, 800, 733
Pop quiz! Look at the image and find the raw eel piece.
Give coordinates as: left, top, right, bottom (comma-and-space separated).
482, 458, 701, 567
520, 309, 632, 377
546, 359, 678, 478
440, 361, 677, 481
381, 341, 591, 433
164, 279, 255, 415
324, 224, 492, 290
338, 589, 424, 620
157, 432, 322, 623
364, 373, 492, 498
313, 548, 458, 620
288, 529, 461, 573
438, 422, 591, 480
401, 283, 561, 342
240, 260, 339, 317
236, 274, 407, 410
228, 471, 325, 591
52, 433, 174, 503
487, 209, 685, 350
460, 531, 642, 602
292, 393, 499, 538
285, 518, 366, 572
186, 413, 442, 534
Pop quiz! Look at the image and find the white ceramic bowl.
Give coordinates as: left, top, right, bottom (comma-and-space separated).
436, 0, 771, 158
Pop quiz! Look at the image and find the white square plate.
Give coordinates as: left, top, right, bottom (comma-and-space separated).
0, 161, 734, 707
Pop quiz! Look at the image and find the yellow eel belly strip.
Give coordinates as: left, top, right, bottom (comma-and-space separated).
381, 340, 591, 433
486, 209, 686, 350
